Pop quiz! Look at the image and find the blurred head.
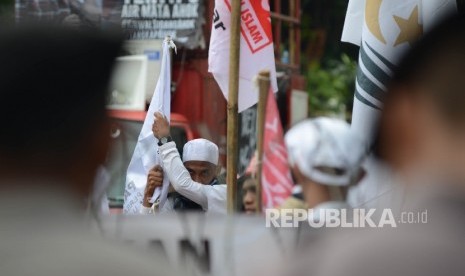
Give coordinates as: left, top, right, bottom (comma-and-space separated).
183, 139, 219, 184
285, 118, 367, 206
377, 14, 465, 184
242, 177, 257, 214
0, 26, 121, 196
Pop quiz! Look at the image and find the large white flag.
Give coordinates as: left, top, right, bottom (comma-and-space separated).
124, 38, 176, 214
342, 0, 456, 138
342, 0, 457, 211
209, 0, 278, 112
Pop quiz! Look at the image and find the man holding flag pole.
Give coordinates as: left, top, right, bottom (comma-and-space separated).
124, 35, 226, 214
151, 114, 227, 214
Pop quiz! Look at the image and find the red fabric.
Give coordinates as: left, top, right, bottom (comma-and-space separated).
261, 89, 293, 209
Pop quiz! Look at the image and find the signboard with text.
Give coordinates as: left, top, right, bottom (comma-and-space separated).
120, 0, 204, 47
15, 0, 205, 49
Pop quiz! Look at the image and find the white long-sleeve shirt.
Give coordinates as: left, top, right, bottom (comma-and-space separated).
158, 141, 227, 214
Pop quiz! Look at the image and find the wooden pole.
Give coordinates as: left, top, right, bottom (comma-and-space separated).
289, 0, 296, 66
226, 0, 241, 213
255, 70, 270, 213
274, 0, 281, 61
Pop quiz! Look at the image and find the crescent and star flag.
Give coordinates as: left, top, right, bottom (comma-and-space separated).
342, 0, 457, 138
123, 38, 176, 214
342, 0, 456, 210
208, 0, 278, 112
262, 88, 293, 209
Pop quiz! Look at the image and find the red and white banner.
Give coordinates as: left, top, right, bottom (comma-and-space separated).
209, 0, 278, 112
262, 88, 293, 208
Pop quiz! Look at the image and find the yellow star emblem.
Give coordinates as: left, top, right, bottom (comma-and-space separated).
393, 5, 423, 46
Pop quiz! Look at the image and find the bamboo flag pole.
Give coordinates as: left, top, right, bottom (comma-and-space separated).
255, 70, 270, 213
226, 0, 241, 213
289, 0, 296, 65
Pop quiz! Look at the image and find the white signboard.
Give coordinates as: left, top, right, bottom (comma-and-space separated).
123, 40, 164, 102
107, 55, 148, 111
290, 89, 308, 126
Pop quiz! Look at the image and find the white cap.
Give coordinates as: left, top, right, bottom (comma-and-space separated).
182, 138, 219, 165
285, 117, 367, 186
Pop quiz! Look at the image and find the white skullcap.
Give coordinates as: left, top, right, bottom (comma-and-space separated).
285, 117, 367, 186
182, 138, 219, 165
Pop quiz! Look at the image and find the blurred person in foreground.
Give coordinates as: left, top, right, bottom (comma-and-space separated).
287, 13, 465, 276
141, 139, 224, 213
150, 112, 227, 213
281, 117, 367, 221
0, 26, 174, 275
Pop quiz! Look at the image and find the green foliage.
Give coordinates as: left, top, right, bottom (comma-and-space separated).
306, 54, 357, 118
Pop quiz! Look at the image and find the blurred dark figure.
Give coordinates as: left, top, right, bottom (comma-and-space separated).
0, 26, 174, 276
288, 13, 465, 276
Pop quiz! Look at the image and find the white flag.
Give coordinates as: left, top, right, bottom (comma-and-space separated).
123, 38, 176, 214
342, 0, 456, 137
208, 0, 278, 112
342, 0, 457, 212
